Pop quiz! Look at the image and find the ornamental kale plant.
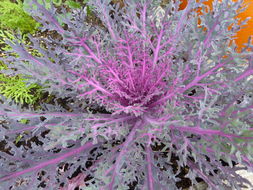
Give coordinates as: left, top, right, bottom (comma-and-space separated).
0, 0, 253, 189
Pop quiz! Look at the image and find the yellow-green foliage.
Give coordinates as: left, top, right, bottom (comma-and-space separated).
0, 0, 40, 34
0, 72, 42, 104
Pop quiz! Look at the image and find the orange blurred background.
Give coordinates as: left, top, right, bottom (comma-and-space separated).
179, 0, 253, 51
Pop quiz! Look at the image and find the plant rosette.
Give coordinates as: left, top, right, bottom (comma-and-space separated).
0, 0, 253, 190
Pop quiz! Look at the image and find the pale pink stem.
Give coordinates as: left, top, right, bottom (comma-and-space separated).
146, 146, 154, 190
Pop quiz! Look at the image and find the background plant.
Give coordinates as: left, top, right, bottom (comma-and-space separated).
0, 0, 43, 104
0, 0, 40, 34
0, 72, 42, 105
0, 0, 253, 189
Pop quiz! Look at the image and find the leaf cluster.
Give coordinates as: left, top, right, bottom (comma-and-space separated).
0, 0, 252, 189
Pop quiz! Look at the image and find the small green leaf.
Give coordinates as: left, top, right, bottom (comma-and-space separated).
65, 0, 81, 9
19, 119, 29, 124
15, 134, 23, 144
